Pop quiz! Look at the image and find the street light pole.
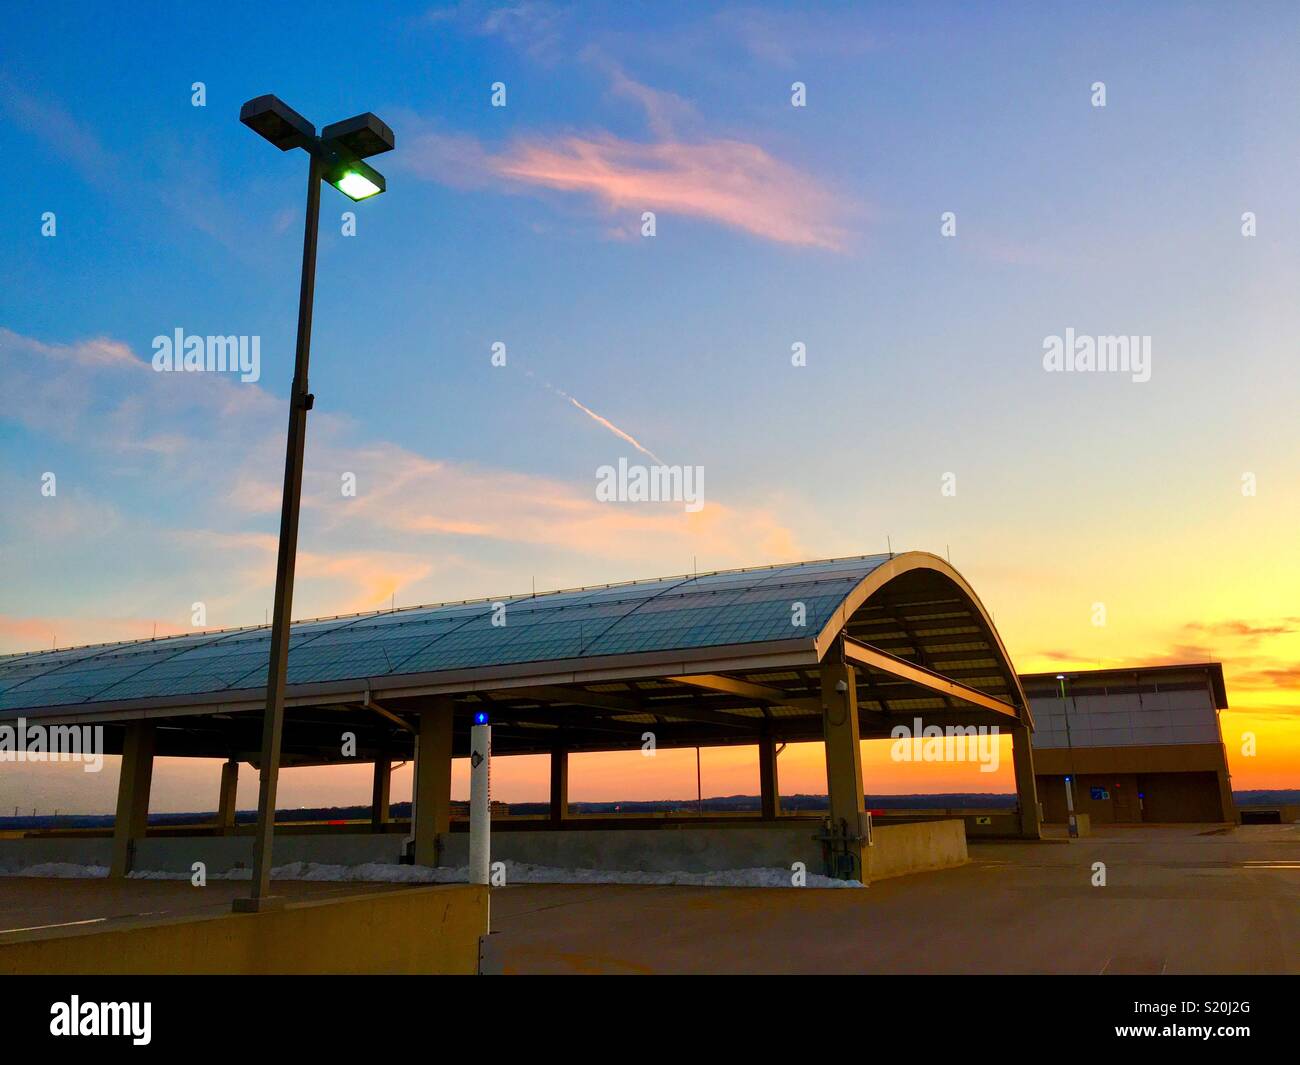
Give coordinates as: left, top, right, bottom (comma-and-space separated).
235, 97, 393, 912
1058, 673, 1078, 839
243, 153, 323, 908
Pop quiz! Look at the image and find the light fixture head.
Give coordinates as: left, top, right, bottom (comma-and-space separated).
240, 95, 315, 150
327, 157, 386, 201
321, 112, 395, 159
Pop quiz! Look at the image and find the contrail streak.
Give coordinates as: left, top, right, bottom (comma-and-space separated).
526, 371, 664, 463
561, 394, 663, 464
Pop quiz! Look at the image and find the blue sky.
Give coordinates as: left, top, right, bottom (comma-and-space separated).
3, 2, 1300, 806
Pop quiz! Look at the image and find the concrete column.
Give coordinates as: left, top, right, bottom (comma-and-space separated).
549, 744, 568, 827
758, 733, 781, 819
1010, 723, 1042, 839
413, 697, 454, 866
1214, 762, 1237, 824
371, 757, 392, 832
820, 653, 866, 880
110, 721, 155, 878
216, 758, 239, 835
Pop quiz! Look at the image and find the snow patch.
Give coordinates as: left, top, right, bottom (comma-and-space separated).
0, 862, 110, 879
3, 859, 860, 888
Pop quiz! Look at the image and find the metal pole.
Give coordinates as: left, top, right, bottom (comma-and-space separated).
239, 153, 323, 910
1060, 676, 1078, 839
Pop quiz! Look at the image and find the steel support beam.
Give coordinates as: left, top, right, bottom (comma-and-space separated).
642, 703, 759, 730
509, 685, 639, 713
482, 685, 764, 731
669, 673, 814, 708
841, 636, 1021, 720
361, 694, 415, 733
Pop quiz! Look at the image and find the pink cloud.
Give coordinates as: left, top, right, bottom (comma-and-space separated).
497, 134, 848, 249
407, 127, 853, 249
399, 57, 854, 249
0, 614, 188, 653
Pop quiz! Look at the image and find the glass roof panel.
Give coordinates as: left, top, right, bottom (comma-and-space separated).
0, 556, 894, 711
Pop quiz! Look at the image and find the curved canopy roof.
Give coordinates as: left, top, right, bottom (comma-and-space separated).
0, 554, 1029, 748
1, 557, 881, 712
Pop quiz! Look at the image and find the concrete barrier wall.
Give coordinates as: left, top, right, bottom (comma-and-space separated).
866, 819, 968, 881
0, 837, 114, 872
441, 820, 967, 881
958, 813, 1024, 839
0, 834, 404, 876
875, 810, 1029, 840
438, 824, 825, 873
0, 826, 828, 878
0, 884, 486, 975
0, 819, 967, 883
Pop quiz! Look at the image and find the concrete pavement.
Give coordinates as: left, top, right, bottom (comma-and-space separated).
486, 824, 1299, 974
0, 824, 1294, 974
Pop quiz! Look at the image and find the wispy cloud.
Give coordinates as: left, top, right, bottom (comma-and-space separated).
1031, 613, 1300, 712
0, 327, 279, 463
0, 325, 803, 650
402, 49, 854, 250
0, 614, 188, 652
426, 1, 574, 64
0, 83, 115, 186
1184, 619, 1300, 642
592, 54, 700, 139
500, 134, 849, 249
408, 125, 852, 249
0, 83, 294, 258
710, 6, 876, 67
294, 443, 800, 565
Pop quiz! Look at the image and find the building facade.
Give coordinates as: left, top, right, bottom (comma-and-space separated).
1021, 664, 1236, 825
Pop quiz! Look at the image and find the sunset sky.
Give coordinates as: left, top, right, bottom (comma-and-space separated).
2, 2, 1297, 813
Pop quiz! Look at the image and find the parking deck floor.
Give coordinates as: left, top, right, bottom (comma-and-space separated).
1, 824, 1295, 974
486, 824, 1299, 974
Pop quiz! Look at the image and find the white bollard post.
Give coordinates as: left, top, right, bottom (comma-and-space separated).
469, 716, 491, 886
